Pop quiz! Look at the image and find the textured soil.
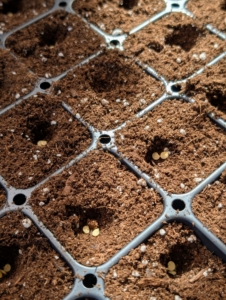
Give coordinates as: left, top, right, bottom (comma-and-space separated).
193, 170, 226, 244
115, 99, 226, 194
55, 49, 164, 130
125, 13, 225, 80
0, 0, 54, 32
0, 94, 91, 189
6, 11, 103, 77
184, 56, 226, 119
105, 222, 226, 300
187, 0, 226, 33
31, 149, 163, 266
0, 212, 73, 300
0, 186, 6, 208
72, 0, 166, 33
0, 49, 37, 110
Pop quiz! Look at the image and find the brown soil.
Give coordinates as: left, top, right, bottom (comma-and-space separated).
187, 0, 226, 33
0, 94, 91, 189
105, 222, 226, 300
125, 13, 225, 80
0, 186, 6, 208
6, 10, 104, 77
55, 49, 164, 130
0, 212, 73, 300
30, 149, 163, 266
0, 0, 54, 32
184, 56, 226, 119
193, 170, 226, 244
115, 99, 226, 194
0, 49, 37, 110
72, 0, 166, 33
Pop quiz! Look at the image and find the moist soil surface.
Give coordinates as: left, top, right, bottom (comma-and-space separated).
105, 222, 226, 300
6, 10, 103, 77
186, 0, 226, 33
0, 49, 37, 110
55, 50, 164, 130
72, 0, 166, 33
0, 94, 91, 189
0, 0, 54, 32
0, 212, 73, 300
31, 149, 163, 266
125, 13, 225, 80
115, 99, 226, 194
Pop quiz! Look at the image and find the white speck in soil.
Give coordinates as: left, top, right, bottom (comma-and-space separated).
160, 229, 166, 236
22, 218, 32, 228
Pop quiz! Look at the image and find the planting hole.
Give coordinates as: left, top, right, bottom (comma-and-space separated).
26, 119, 53, 145
59, 1, 67, 7
171, 84, 181, 93
99, 134, 111, 144
40, 82, 51, 90
165, 25, 204, 52
148, 41, 163, 53
0, 245, 19, 280
110, 40, 120, 47
0, 0, 22, 14
39, 23, 67, 47
207, 90, 226, 113
83, 274, 97, 288
172, 199, 185, 211
171, 3, 180, 8
13, 194, 26, 205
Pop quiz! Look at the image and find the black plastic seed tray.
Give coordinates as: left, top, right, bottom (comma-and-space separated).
0, 0, 226, 299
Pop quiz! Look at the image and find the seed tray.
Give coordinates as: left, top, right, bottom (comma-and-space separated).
0, 0, 225, 299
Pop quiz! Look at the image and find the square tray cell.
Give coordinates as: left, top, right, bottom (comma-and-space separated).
0, 94, 91, 189
184, 57, 226, 118
115, 99, 226, 194
6, 11, 103, 77
187, 0, 226, 33
72, 0, 166, 34
0, 49, 37, 110
0, 212, 73, 299
0, 186, 6, 208
0, 0, 54, 32
125, 13, 225, 80
31, 149, 163, 266
105, 223, 226, 300
56, 50, 164, 130
193, 170, 226, 244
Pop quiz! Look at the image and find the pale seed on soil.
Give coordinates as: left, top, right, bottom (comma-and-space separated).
92, 228, 100, 237
0, 269, 6, 275
37, 140, 47, 147
160, 151, 169, 159
152, 152, 160, 160
167, 261, 176, 271
83, 225, 90, 234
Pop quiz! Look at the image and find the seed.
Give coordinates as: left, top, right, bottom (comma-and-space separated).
92, 228, 100, 237
152, 152, 160, 160
4, 264, 11, 272
37, 140, 47, 147
0, 271, 2, 278
160, 151, 169, 159
168, 261, 176, 271
0, 269, 6, 275
83, 226, 90, 234
169, 270, 177, 275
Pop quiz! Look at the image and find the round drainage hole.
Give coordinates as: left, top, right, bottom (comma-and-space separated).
110, 40, 120, 47
59, 1, 67, 7
171, 84, 181, 93
99, 134, 111, 144
40, 82, 51, 90
13, 194, 26, 206
171, 3, 180, 8
172, 199, 185, 211
83, 274, 97, 288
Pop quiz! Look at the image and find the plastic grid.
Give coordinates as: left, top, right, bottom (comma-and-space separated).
0, 0, 225, 299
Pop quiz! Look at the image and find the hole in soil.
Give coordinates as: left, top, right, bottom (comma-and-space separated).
99, 134, 111, 144
172, 199, 185, 211
160, 241, 197, 275
13, 194, 26, 205
59, 1, 67, 7
83, 274, 97, 288
39, 23, 67, 47
145, 137, 178, 164
148, 41, 163, 53
165, 25, 204, 52
171, 84, 181, 93
0, 0, 22, 14
171, 3, 180, 8
207, 90, 226, 114
26, 118, 53, 145
221, 0, 226, 10
0, 245, 19, 280
110, 40, 120, 47
40, 82, 51, 90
